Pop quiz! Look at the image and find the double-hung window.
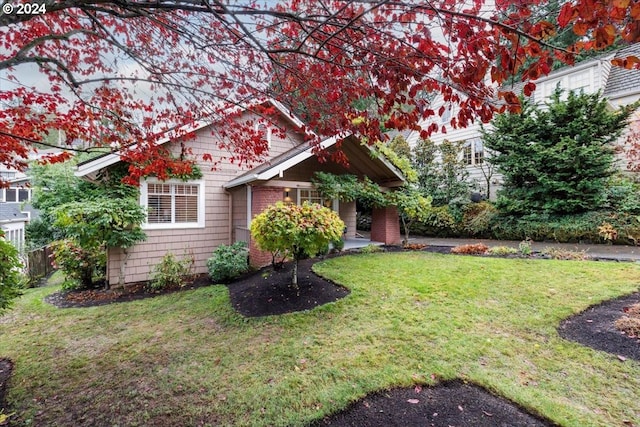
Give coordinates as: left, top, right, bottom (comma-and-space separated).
140, 179, 205, 229
462, 138, 484, 166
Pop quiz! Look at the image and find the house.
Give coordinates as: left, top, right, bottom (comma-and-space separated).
406, 43, 640, 200
0, 165, 35, 253
76, 100, 405, 286
0, 203, 30, 253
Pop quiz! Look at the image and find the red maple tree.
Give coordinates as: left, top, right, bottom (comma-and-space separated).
1, 0, 638, 185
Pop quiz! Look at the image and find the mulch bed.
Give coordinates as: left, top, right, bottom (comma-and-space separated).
2, 246, 637, 426
43, 274, 212, 308
227, 257, 350, 317
311, 380, 555, 427
558, 291, 640, 362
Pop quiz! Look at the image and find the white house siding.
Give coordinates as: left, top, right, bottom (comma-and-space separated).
1, 220, 27, 253
407, 46, 640, 201
107, 112, 306, 286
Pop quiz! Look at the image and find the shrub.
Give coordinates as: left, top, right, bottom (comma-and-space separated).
360, 244, 383, 254
518, 239, 532, 256
149, 252, 194, 291
251, 201, 344, 286
450, 243, 488, 255
540, 247, 589, 261
602, 175, 640, 214
413, 205, 458, 237
331, 238, 345, 252
207, 242, 249, 283
50, 239, 106, 290
615, 303, 640, 337
461, 202, 498, 237
487, 246, 518, 256
598, 222, 618, 243
0, 238, 24, 313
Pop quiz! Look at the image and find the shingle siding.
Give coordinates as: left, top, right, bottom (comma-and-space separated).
107, 111, 305, 286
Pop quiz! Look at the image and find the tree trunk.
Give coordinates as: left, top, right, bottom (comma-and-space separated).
292, 257, 298, 288
118, 247, 130, 288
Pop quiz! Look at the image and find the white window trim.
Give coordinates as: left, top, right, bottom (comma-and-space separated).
140, 178, 205, 230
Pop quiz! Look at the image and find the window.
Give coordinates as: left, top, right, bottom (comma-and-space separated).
569, 70, 592, 93
140, 179, 205, 229
299, 188, 334, 209
0, 171, 16, 180
462, 138, 484, 166
255, 123, 272, 149
2, 187, 31, 203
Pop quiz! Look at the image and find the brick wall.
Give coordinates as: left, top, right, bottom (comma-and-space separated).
249, 186, 284, 267
370, 206, 401, 245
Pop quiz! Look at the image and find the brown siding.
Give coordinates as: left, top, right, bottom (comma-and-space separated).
339, 201, 356, 239
107, 110, 305, 285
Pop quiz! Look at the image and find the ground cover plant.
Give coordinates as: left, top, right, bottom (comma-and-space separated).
0, 253, 639, 426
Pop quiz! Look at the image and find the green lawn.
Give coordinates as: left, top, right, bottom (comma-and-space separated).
1, 253, 639, 426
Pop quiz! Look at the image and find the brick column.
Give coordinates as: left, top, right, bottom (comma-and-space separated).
249, 186, 284, 268
370, 206, 401, 246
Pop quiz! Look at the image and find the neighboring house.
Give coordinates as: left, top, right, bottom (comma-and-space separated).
0, 203, 30, 253
0, 166, 35, 253
76, 100, 405, 286
407, 43, 640, 200
0, 168, 32, 204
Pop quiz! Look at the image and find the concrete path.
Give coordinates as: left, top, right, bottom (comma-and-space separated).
345, 232, 640, 262
408, 236, 640, 262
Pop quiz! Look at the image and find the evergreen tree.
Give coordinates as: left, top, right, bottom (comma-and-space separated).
412, 138, 470, 206
484, 88, 634, 215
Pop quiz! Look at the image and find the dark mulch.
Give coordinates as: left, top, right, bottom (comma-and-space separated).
0, 359, 12, 424
2, 246, 637, 426
226, 257, 350, 317
311, 380, 555, 427
44, 274, 212, 308
558, 291, 640, 361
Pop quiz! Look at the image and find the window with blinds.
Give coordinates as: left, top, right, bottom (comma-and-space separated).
147, 183, 200, 225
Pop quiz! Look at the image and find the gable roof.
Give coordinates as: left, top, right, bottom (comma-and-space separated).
224, 134, 406, 189
604, 43, 640, 98
75, 99, 309, 180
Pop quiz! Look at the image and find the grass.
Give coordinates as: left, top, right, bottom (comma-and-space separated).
1, 253, 640, 426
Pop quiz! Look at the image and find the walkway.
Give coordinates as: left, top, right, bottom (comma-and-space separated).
348, 231, 640, 262
409, 236, 640, 262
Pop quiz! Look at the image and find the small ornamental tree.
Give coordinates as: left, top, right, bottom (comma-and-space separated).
53, 198, 146, 287
0, 235, 23, 314
250, 202, 344, 286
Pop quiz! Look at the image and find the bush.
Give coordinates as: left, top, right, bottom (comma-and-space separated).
149, 252, 194, 291
602, 175, 640, 214
490, 211, 640, 245
0, 238, 24, 313
450, 243, 488, 255
360, 244, 383, 254
540, 247, 589, 261
207, 242, 249, 283
461, 202, 498, 237
50, 239, 106, 290
487, 246, 518, 256
413, 205, 458, 237
331, 238, 345, 252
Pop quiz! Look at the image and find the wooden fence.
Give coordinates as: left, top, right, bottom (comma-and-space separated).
26, 245, 54, 285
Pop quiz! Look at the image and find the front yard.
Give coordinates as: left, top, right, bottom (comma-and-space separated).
1, 252, 639, 426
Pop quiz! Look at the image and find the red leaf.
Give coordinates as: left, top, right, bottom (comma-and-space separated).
558, 3, 576, 27
524, 82, 536, 97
